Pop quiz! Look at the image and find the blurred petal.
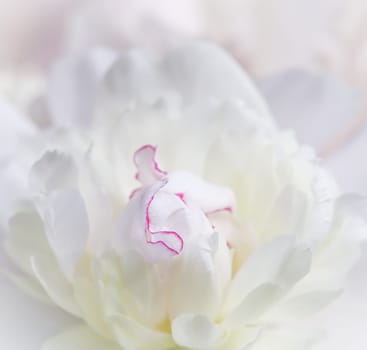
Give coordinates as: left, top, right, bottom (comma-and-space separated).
30, 151, 89, 279
42, 324, 120, 350
6, 208, 81, 316
248, 326, 322, 350
313, 290, 367, 350
257, 69, 361, 151
0, 99, 36, 227
29, 151, 78, 195
257, 69, 367, 196
101, 43, 274, 124
48, 48, 117, 128
0, 274, 74, 350
43, 189, 89, 280
326, 126, 367, 194
0, 98, 36, 155
161, 43, 273, 121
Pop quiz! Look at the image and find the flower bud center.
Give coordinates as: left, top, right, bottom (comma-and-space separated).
126, 145, 235, 257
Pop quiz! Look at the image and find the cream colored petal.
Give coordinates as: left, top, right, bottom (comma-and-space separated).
6, 204, 81, 316
168, 237, 224, 320
224, 236, 311, 316
224, 236, 290, 312
42, 324, 120, 350
6, 209, 50, 276
108, 313, 174, 350
290, 195, 366, 295
247, 326, 322, 350
172, 314, 226, 349
31, 253, 80, 317
265, 290, 341, 322
119, 250, 169, 326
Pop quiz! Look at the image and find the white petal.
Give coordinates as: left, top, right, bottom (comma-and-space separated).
31, 253, 81, 317
133, 144, 166, 186
248, 326, 322, 350
0, 98, 36, 157
119, 251, 168, 326
108, 313, 174, 350
101, 48, 161, 108
29, 151, 89, 279
73, 255, 111, 337
172, 314, 226, 349
0, 274, 75, 350
42, 324, 120, 350
29, 151, 78, 195
0, 99, 36, 225
6, 207, 81, 316
266, 290, 341, 322
258, 69, 367, 196
225, 283, 283, 327
165, 171, 235, 214
291, 195, 366, 295
326, 126, 367, 195
101, 43, 274, 125
43, 188, 89, 280
161, 43, 273, 122
115, 182, 187, 262
48, 48, 117, 128
257, 69, 360, 151
224, 236, 290, 311
312, 290, 367, 350
259, 185, 308, 241
6, 208, 50, 276
224, 236, 311, 313
169, 237, 223, 319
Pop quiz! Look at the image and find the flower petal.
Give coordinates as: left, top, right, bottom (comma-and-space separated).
119, 250, 169, 326
169, 235, 226, 319
257, 69, 360, 151
42, 324, 120, 350
108, 313, 174, 350
29, 151, 89, 279
248, 326, 322, 350
29, 151, 78, 195
101, 43, 274, 125
6, 206, 81, 317
0, 99, 36, 226
48, 48, 117, 128
31, 253, 81, 317
0, 274, 74, 350
224, 236, 311, 314
43, 188, 89, 280
171, 314, 226, 349
133, 144, 167, 187
161, 43, 273, 122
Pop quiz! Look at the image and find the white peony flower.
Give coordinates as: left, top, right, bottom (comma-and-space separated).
1, 44, 366, 350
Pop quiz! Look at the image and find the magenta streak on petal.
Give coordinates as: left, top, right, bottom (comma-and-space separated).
206, 206, 233, 215
133, 144, 167, 184
129, 187, 141, 200
145, 181, 184, 255
175, 192, 186, 204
